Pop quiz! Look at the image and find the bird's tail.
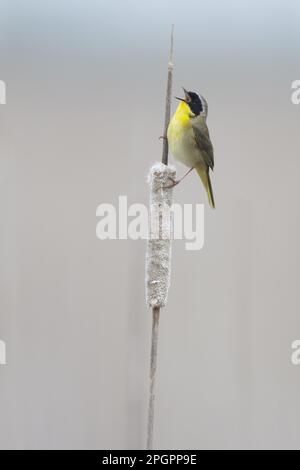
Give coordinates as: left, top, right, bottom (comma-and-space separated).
195, 165, 215, 209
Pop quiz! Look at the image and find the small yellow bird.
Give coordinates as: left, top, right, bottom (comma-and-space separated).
167, 88, 215, 208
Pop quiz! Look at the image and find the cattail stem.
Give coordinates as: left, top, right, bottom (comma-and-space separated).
146, 25, 174, 450
161, 24, 174, 166
146, 306, 160, 450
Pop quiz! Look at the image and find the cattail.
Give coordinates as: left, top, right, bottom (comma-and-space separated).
145, 25, 174, 451
145, 162, 176, 308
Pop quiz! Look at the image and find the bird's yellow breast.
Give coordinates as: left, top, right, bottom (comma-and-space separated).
167, 101, 204, 168
167, 101, 192, 142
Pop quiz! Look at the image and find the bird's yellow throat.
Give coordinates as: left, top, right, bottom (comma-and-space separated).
174, 101, 193, 126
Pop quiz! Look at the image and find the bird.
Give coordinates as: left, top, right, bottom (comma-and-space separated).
167, 88, 215, 208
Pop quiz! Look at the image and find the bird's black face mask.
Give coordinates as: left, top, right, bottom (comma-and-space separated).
185, 91, 203, 116
175, 89, 203, 116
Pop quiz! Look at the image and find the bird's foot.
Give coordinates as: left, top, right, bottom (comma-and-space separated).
163, 176, 179, 189
163, 167, 194, 189
159, 134, 167, 141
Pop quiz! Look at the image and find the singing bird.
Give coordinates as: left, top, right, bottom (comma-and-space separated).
167, 88, 215, 208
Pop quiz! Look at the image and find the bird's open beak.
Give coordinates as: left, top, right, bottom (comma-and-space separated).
175, 87, 191, 103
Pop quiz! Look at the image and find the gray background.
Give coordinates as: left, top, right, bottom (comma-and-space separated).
0, 0, 300, 449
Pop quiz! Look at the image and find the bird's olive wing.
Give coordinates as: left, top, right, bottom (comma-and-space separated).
192, 124, 214, 170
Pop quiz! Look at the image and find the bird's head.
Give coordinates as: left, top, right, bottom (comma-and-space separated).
175, 88, 208, 117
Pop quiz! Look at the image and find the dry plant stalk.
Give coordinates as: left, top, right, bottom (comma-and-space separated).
145, 25, 174, 451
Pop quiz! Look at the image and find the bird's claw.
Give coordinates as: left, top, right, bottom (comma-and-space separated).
163, 176, 179, 189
